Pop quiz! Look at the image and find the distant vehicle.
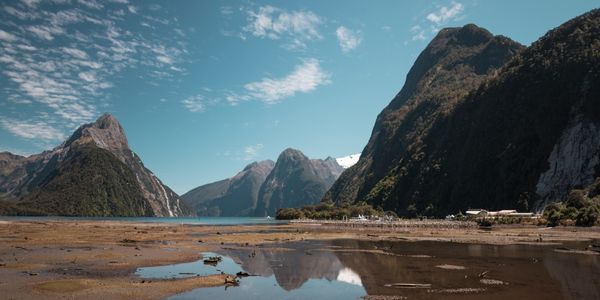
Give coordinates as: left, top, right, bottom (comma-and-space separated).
350, 214, 368, 221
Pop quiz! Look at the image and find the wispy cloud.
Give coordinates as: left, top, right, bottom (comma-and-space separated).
0, 0, 188, 143
241, 58, 330, 104
426, 2, 464, 24
182, 95, 206, 113
410, 1, 465, 42
0, 119, 65, 141
410, 25, 426, 41
243, 143, 263, 161
335, 26, 362, 53
0, 29, 18, 42
241, 5, 323, 50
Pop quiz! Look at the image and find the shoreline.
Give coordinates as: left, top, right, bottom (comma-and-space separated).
0, 219, 598, 299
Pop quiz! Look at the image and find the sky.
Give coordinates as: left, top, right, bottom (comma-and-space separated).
0, 0, 598, 194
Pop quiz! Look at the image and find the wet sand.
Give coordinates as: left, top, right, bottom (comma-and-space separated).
0, 219, 598, 299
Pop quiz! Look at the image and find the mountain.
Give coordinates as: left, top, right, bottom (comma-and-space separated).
183, 148, 346, 217
325, 10, 600, 216
336, 153, 361, 169
0, 114, 188, 217
182, 160, 275, 216
254, 148, 344, 217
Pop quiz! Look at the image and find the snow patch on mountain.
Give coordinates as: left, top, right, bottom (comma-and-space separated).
336, 153, 361, 169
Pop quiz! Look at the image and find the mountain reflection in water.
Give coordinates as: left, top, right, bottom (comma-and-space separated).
168, 239, 599, 300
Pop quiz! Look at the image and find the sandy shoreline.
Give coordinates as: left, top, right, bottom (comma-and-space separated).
0, 219, 598, 299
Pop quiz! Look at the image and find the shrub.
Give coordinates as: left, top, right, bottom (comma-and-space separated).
576, 206, 599, 227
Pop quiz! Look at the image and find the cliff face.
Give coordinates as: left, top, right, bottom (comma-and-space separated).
0, 114, 188, 217
325, 10, 600, 215
535, 117, 600, 210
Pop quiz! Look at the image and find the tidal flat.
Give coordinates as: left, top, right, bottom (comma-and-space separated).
0, 219, 598, 299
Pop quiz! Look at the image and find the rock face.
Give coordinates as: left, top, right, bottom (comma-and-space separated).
325, 10, 600, 215
535, 117, 600, 210
182, 160, 275, 216
254, 148, 344, 217
0, 114, 188, 217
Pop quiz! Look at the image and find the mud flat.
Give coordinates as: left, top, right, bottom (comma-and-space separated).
0, 219, 599, 299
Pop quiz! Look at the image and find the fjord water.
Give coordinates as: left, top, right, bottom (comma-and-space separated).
0, 216, 286, 225
136, 240, 599, 300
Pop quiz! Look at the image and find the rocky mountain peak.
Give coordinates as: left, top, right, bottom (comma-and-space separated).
452, 23, 493, 46
242, 160, 275, 172
277, 148, 309, 165
65, 113, 129, 153
93, 113, 122, 130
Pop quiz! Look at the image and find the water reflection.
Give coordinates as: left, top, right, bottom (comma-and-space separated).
146, 240, 599, 300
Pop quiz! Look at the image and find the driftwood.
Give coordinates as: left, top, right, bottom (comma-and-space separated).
225, 275, 239, 285
203, 256, 222, 265
384, 283, 431, 288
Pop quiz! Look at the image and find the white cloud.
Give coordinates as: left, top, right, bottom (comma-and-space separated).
0, 0, 189, 142
157, 55, 173, 64
220, 6, 234, 15
128, 5, 137, 14
77, 0, 103, 10
0, 29, 18, 42
335, 26, 362, 53
410, 25, 426, 41
27, 25, 60, 40
243, 58, 330, 104
17, 44, 36, 51
409, 2, 465, 42
243, 5, 323, 48
426, 2, 464, 24
0, 119, 65, 141
63, 47, 89, 59
182, 95, 205, 112
243, 143, 263, 161
20, 0, 41, 8
78, 71, 96, 82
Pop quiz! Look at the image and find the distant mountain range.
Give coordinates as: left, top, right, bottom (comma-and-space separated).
182, 148, 345, 217
0, 114, 189, 217
324, 9, 600, 216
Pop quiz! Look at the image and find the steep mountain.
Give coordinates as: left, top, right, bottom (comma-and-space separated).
182, 160, 275, 216
0, 114, 188, 217
325, 10, 600, 215
254, 148, 344, 216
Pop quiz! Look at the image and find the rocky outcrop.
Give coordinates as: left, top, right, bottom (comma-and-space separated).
535, 117, 600, 210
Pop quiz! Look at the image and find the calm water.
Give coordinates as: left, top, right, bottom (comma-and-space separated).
0, 216, 286, 225
136, 239, 600, 300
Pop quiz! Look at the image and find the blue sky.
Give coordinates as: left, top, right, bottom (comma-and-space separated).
0, 0, 598, 194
